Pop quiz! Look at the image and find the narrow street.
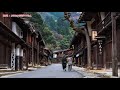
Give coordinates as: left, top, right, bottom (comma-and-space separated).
0, 12, 120, 78
1, 64, 83, 78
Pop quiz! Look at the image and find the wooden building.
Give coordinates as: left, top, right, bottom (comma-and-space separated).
77, 12, 120, 70
53, 49, 73, 63
41, 48, 53, 65
70, 32, 87, 67
0, 12, 45, 70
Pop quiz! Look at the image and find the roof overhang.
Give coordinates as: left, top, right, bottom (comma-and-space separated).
12, 17, 30, 31
53, 49, 72, 54
70, 32, 85, 48
78, 12, 97, 22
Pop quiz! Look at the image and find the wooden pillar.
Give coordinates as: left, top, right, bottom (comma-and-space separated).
111, 12, 118, 76
26, 48, 28, 70
84, 28, 92, 69
32, 36, 34, 66
37, 42, 40, 65
26, 31, 29, 69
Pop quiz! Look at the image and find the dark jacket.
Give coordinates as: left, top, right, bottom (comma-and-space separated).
62, 55, 67, 64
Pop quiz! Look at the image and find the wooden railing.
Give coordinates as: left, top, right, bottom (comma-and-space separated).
96, 12, 111, 33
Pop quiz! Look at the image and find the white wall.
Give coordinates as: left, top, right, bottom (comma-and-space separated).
12, 21, 23, 38
53, 54, 57, 58
12, 22, 17, 35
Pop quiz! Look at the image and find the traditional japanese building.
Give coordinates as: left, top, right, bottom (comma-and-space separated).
42, 48, 53, 65
53, 49, 73, 63
78, 12, 120, 70
70, 32, 87, 67
0, 12, 45, 70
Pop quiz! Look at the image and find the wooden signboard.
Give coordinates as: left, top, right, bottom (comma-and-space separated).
92, 30, 97, 41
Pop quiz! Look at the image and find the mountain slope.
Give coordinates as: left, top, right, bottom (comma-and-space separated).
38, 12, 81, 50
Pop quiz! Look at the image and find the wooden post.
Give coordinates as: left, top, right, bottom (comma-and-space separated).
84, 28, 92, 69
26, 48, 28, 70
32, 36, 34, 66
26, 32, 28, 69
37, 42, 39, 65
111, 12, 118, 76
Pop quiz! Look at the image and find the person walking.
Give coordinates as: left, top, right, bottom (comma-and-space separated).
67, 56, 73, 71
61, 55, 67, 71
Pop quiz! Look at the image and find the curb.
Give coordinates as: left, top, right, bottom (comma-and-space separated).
68, 66, 120, 78
88, 70, 117, 78
0, 65, 48, 77
93, 72, 111, 78
0, 72, 24, 77
87, 71, 120, 78
73, 69, 85, 78
72, 67, 107, 78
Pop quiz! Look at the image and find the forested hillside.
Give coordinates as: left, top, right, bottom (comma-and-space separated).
28, 12, 76, 50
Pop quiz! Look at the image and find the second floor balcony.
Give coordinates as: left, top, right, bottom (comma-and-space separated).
96, 12, 111, 34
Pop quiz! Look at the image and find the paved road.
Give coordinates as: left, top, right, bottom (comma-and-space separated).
1, 64, 83, 78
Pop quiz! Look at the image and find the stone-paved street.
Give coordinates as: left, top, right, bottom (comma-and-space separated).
1, 64, 83, 78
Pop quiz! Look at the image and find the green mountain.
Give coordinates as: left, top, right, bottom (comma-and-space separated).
38, 12, 78, 50
29, 12, 76, 50
39, 12, 64, 21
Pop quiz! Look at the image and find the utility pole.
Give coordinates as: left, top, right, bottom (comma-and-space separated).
111, 12, 118, 76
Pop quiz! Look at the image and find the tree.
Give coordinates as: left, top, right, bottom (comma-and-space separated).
28, 12, 57, 50
58, 37, 70, 49
64, 12, 92, 69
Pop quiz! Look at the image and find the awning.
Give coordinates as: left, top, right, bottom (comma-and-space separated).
79, 12, 97, 22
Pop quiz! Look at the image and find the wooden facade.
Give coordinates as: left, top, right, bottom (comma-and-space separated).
70, 32, 87, 67
76, 12, 120, 71
42, 48, 53, 65
53, 49, 73, 63
0, 12, 45, 70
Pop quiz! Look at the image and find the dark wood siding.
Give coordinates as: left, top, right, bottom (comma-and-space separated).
91, 45, 97, 67
117, 25, 120, 68
0, 42, 6, 64
103, 41, 112, 69
0, 42, 11, 65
